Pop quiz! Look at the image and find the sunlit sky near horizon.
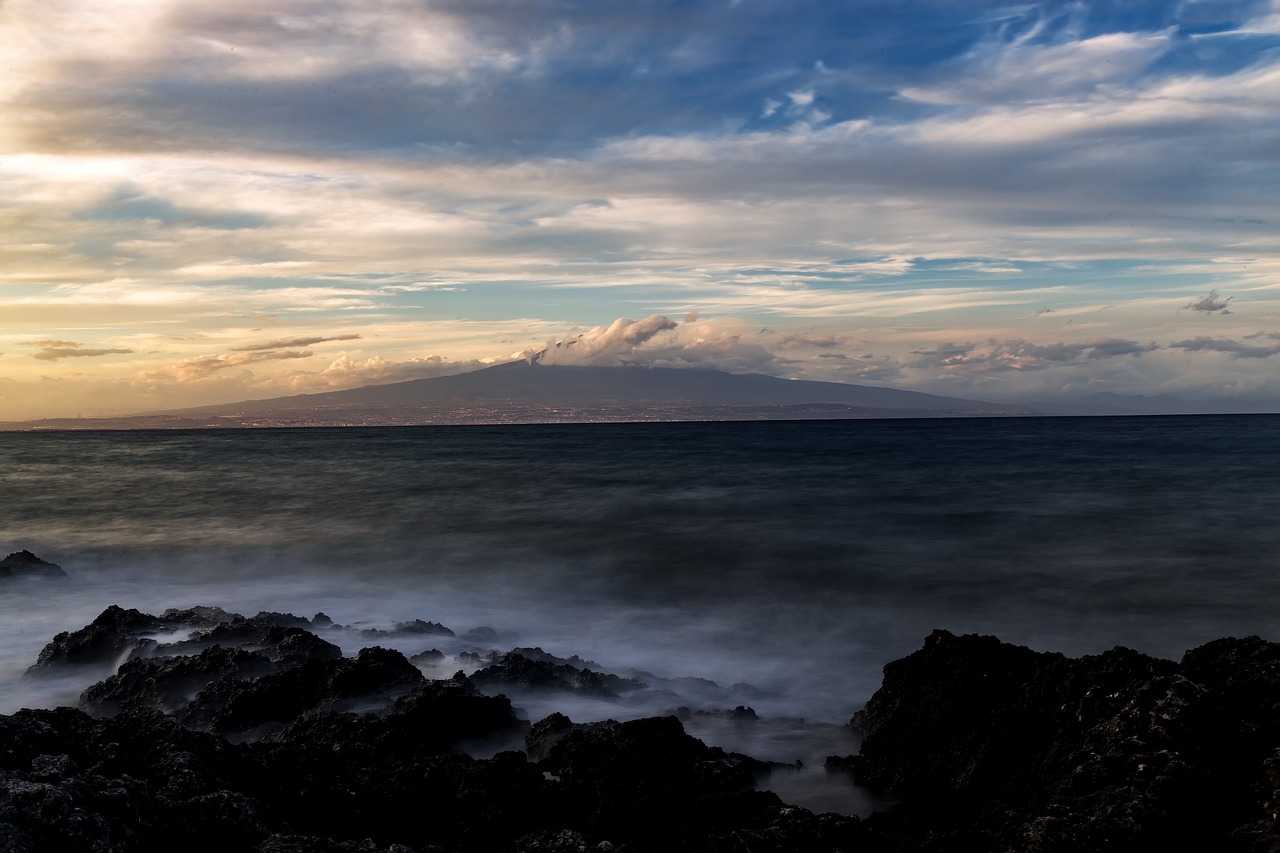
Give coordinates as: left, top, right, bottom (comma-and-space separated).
2, 0, 1278, 419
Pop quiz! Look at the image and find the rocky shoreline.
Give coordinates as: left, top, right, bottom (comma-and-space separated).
3, 560, 1280, 850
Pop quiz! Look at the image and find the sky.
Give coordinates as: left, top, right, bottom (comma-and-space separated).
1, 0, 1278, 419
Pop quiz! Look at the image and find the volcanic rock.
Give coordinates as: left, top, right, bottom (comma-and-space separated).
0, 551, 66, 580
27, 606, 168, 672
833, 629, 1280, 851
79, 645, 277, 719
359, 618, 453, 638
471, 651, 644, 698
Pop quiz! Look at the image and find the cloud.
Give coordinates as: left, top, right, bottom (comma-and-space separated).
535, 315, 680, 366
1183, 290, 1234, 314
22, 340, 135, 361
900, 29, 1173, 106
909, 337, 1159, 373
273, 354, 488, 392
147, 349, 314, 381
1168, 336, 1280, 358
527, 315, 786, 375
23, 339, 81, 347
2, 0, 1279, 415
231, 334, 361, 352
769, 333, 851, 350
808, 352, 903, 383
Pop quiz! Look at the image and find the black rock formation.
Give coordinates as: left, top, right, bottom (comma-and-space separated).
829, 629, 1280, 851
13, 606, 1280, 851
471, 651, 645, 699
27, 605, 168, 672
0, 550, 66, 580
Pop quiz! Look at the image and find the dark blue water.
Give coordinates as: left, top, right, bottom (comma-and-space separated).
2, 415, 1278, 808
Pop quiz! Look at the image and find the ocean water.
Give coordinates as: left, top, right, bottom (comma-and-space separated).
2, 415, 1279, 811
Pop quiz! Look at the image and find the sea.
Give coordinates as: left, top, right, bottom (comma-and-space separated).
2, 414, 1279, 812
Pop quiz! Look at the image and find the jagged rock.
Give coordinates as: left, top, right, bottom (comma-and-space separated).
26, 605, 168, 672
534, 715, 780, 847
159, 605, 238, 629
32, 604, 1280, 852
675, 705, 759, 722
526, 712, 579, 763
461, 626, 499, 643
409, 648, 445, 665
509, 646, 604, 671
79, 645, 277, 718
0, 550, 67, 580
258, 625, 344, 665
9, 607, 881, 852
359, 618, 453, 638
249, 682, 542, 849
197, 646, 428, 736
157, 611, 316, 656
833, 629, 1280, 851
0, 706, 266, 851
471, 651, 644, 698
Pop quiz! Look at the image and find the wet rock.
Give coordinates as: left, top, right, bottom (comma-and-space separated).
0, 550, 67, 580
0, 706, 266, 851
37, 605, 1280, 851
249, 684, 543, 850
409, 648, 445, 665
359, 618, 453, 638
833, 629, 1280, 851
533, 714, 780, 848
79, 645, 277, 719
9, 606, 879, 852
509, 646, 604, 671
196, 646, 428, 736
462, 626, 499, 643
27, 606, 168, 672
159, 605, 238, 629
471, 652, 644, 699
675, 705, 759, 722
258, 625, 344, 665
157, 611, 316, 656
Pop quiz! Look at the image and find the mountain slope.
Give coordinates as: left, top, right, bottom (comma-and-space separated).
4, 363, 1035, 429
176, 361, 1027, 414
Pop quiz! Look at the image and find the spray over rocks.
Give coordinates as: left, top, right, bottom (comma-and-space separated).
6, 559, 1280, 850
4, 596, 879, 851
